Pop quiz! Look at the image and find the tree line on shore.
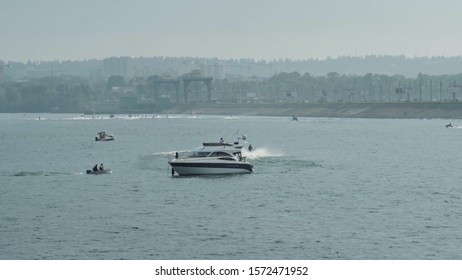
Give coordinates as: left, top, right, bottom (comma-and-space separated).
1, 71, 462, 113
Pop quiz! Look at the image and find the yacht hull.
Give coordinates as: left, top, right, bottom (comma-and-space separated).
169, 161, 253, 176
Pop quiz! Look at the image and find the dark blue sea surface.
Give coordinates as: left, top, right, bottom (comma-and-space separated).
1, 113, 462, 259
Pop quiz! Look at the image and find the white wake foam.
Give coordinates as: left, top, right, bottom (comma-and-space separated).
243, 147, 284, 159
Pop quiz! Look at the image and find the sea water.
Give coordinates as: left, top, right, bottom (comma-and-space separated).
1, 113, 462, 259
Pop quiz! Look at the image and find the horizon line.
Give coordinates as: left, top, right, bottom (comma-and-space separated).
3, 54, 462, 64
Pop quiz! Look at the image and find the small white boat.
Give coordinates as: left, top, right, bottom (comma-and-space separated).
169, 141, 253, 176
95, 131, 115, 141
86, 169, 112, 175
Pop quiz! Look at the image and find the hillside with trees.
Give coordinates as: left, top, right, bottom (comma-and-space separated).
2, 56, 462, 113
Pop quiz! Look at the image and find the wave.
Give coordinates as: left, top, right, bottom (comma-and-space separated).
150, 147, 284, 160
30, 114, 191, 121
12, 171, 71, 177
151, 151, 175, 157
243, 147, 284, 159
151, 150, 192, 157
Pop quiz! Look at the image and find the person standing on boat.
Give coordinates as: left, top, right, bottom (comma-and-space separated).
220, 137, 224, 143
99, 163, 104, 170
92, 164, 98, 172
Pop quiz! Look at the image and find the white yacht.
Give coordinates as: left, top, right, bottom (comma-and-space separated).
169, 141, 253, 176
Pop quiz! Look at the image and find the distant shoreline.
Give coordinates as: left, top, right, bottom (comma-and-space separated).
6, 102, 462, 120
156, 102, 462, 120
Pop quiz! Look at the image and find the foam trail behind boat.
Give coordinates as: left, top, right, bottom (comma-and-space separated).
242, 147, 284, 159
152, 150, 193, 157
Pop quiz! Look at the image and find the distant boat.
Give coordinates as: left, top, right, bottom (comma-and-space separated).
95, 131, 115, 141
292, 115, 299, 121
86, 169, 112, 175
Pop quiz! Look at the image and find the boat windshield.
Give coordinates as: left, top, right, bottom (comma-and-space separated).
186, 151, 210, 158
209, 151, 233, 157
186, 151, 234, 158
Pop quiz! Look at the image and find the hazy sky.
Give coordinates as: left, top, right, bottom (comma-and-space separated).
2, 0, 462, 62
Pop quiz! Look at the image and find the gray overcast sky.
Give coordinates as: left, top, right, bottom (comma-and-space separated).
1, 0, 462, 62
